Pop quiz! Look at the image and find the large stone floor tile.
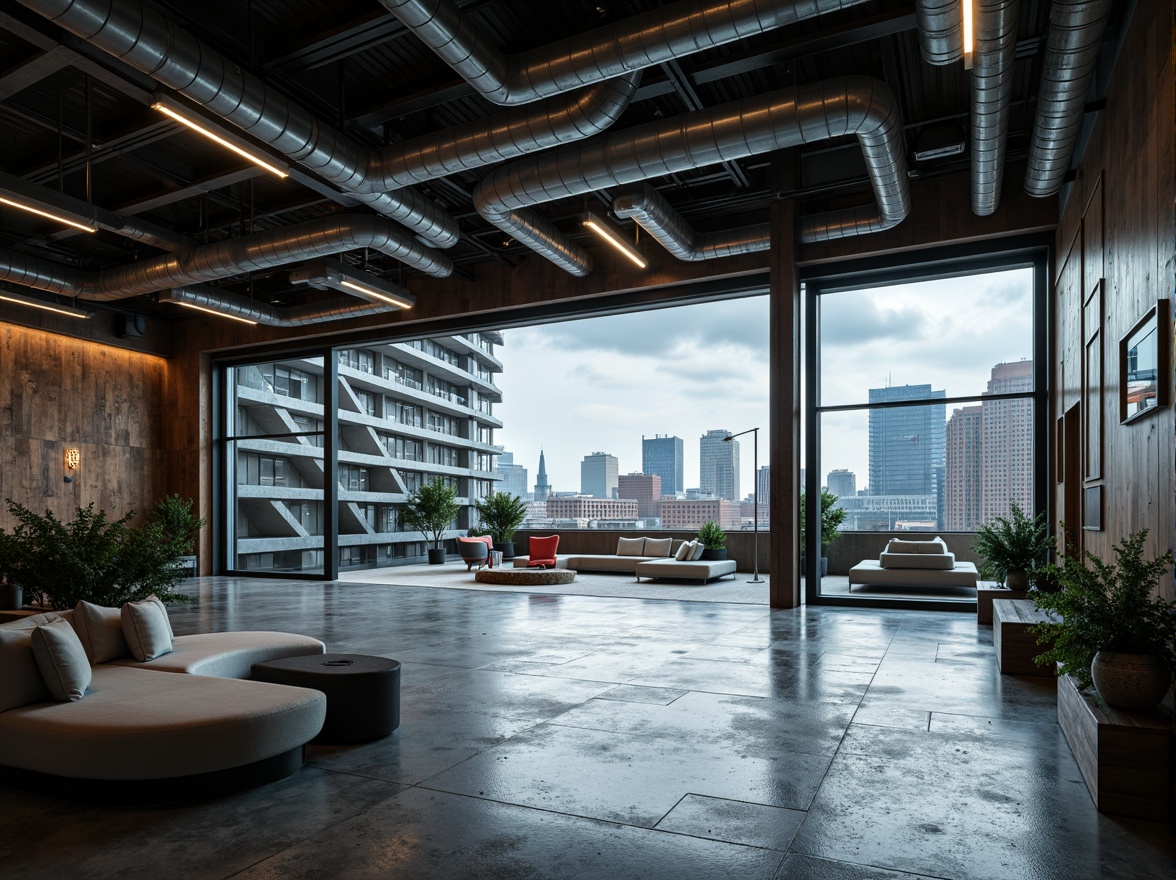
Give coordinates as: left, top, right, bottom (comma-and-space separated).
775, 853, 941, 879
235, 786, 785, 880
655, 793, 806, 851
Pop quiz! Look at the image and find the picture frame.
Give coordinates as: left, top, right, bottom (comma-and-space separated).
1119, 299, 1170, 424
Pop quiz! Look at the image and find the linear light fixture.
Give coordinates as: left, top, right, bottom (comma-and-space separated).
175, 300, 258, 325
582, 212, 647, 269
0, 289, 90, 318
338, 279, 415, 309
0, 195, 97, 233
152, 96, 289, 179
962, 0, 974, 70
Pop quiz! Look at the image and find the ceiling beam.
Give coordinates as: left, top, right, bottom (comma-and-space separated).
0, 45, 72, 100
113, 165, 265, 215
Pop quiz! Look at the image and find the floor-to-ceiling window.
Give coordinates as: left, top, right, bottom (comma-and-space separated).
804, 247, 1048, 607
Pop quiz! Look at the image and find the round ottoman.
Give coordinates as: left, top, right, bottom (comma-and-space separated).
474, 568, 577, 586
251, 654, 400, 745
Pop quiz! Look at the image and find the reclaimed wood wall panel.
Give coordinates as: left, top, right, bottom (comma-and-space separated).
0, 323, 171, 529
1052, 0, 1175, 596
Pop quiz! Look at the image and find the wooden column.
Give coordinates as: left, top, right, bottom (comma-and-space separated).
769, 199, 801, 608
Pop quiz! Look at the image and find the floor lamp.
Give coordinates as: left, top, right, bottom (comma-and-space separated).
724, 428, 764, 584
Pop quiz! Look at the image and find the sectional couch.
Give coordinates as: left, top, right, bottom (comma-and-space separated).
0, 602, 327, 803
513, 536, 737, 583
848, 537, 979, 591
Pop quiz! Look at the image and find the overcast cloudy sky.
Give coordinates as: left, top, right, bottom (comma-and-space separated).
492, 267, 1033, 497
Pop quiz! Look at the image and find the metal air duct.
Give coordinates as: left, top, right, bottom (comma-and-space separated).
474, 76, 910, 276
612, 185, 770, 261
915, 0, 963, 65
18, 0, 641, 244
971, 0, 1020, 216
160, 285, 399, 327
0, 215, 452, 302
1024, 0, 1114, 197
377, 0, 873, 105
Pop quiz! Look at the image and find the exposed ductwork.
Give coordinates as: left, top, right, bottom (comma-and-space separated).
971, 0, 1020, 216
0, 215, 452, 301
915, 0, 963, 66
377, 0, 873, 106
612, 184, 771, 261
474, 76, 910, 276
18, 0, 642, 253
161, 285, 400, 327
1024, 0, 1114, 197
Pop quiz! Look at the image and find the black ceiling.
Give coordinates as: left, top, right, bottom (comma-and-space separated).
0, 1, 1108, 316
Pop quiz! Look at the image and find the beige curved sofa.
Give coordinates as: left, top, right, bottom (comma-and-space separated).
0, 609, 327, 803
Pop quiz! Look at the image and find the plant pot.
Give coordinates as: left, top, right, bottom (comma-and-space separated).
0, 582, 22, 611
700, 548, 726, 561
493, 541, 516, 560
427, 548, 446, 565
1005, 570, 1029, 591
1091, 651, 1172, 711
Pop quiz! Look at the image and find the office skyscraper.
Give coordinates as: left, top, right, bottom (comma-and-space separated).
642, 434, 684, 496
533, 450, 551, 501
868, 385, 946, 497
617, 473, 662, 518
757, 466, 771, 502
496, 452, 529, 500
981, 361, 1034, 522
827, 469, 856, 498
945, 406, 983, 530
700, 429, 739, 501
581, 451, 619, 499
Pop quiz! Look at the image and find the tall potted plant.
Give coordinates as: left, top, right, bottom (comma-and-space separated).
1031, 530, 1175, 711
800, 490, 846, 576
474, 491, 527, 559
697, 520, 726, 560
402, 478, 461, 564
973, 502, 1050, 590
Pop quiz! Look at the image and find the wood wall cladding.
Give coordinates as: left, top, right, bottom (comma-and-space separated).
0, 323, 172, 530
1052, 0, 1175, 597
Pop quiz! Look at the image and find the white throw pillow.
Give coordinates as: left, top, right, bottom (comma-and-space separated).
0, 626, 53, 711
73, 600, 131, 663
644, 537, 673, 557
692, 542, 706, 560
674, 540, 692, 561
616, 537, 646, 557
30, 617, 92, 702
121, 598, 174, 662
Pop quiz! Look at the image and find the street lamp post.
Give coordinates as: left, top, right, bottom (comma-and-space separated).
724, 428, 764, 584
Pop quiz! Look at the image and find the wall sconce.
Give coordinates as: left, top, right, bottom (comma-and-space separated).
64, 447, 79, 483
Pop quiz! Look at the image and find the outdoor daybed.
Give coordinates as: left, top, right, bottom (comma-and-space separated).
848, 537, 979, 591
513, 536, 737, 584
0, 603, 327, 802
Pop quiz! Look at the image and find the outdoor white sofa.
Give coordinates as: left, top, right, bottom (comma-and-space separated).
513, 536, 737, 583
0, 606, 327, 802
848, 537, 979, 591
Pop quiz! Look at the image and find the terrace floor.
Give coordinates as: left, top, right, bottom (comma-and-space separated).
2, 577, 1172, 879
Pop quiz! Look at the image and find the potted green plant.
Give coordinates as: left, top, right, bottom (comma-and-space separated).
973, 502, 1050, 590
697, 520, 726, 560
1031, 530, 1175, 711
402, 478, 461, 564
474, 491, 527, 559
800, 490, 846, 576
2, 497, 203, 609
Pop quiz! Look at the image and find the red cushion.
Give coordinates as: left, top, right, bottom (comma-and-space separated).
526, 536, 559, 566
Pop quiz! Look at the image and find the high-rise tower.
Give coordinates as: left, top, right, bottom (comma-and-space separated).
700, 429, 739, 501
642, 434, 684, 496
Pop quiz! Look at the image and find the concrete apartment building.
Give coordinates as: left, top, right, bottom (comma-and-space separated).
545, 497, 637, 521
230, 335, 504, 571
657, 498, 742, 531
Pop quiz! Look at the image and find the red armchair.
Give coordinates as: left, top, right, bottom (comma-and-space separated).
526, 535, 560, 569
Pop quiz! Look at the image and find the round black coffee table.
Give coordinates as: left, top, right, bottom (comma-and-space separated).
251, 653, 400, 745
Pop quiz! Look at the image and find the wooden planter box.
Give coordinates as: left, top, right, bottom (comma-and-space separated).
1057, 673, 1173, 821
976, 586, 1027, 625
992, 599, 1055, 676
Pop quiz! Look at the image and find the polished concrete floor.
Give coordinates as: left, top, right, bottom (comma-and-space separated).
2, 577, 1173, 879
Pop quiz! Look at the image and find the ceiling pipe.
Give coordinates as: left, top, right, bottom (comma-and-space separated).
612, 184, 771, 261
915, 0, 964, 65
971, 0, 1020, 216
377, 0, 873, 106
0, 214, 453, 301
160, 285, 399, 327
18, 1, 642, 245
0, 170, 193, 252
1024, 0, 1114, 197
474, 76, 910, 276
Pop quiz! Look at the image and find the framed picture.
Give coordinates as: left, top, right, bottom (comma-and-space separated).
1119, 299, 1170, 423
1083, 485, 1102, 531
